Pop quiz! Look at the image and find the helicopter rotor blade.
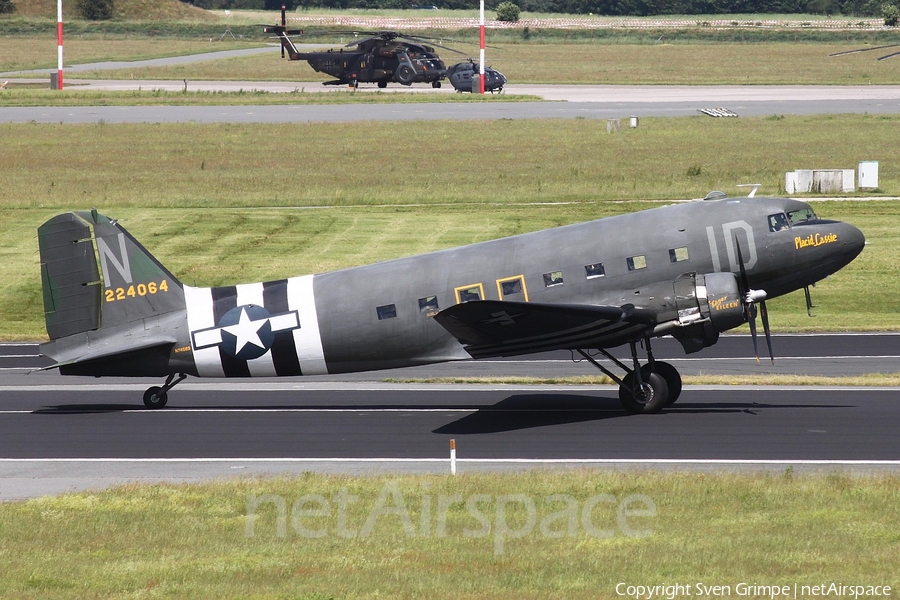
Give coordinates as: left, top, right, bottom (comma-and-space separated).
877, 49, 900, 60
830, 43, 900, 57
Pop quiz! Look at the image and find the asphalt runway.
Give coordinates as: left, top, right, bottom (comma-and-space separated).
0, 334, 897, 499
3, 90, 900, 124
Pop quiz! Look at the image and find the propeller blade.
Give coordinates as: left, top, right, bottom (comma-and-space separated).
734, 235, 751, 293
760, 300, 774, 364
748, 302, 760, 364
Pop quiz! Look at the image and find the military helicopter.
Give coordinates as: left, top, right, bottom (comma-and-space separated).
447, 59, 507, 93
262, 8, 465, 88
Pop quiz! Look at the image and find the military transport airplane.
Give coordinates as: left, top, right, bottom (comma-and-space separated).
37, 194, 864, 413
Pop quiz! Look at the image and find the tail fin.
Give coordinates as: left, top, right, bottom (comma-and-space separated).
39, 211, 188, 375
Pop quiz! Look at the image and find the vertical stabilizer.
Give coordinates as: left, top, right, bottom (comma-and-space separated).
39, 211, 191, 377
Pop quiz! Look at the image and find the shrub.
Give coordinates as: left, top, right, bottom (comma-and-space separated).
496, 1, 520, 22
883, 2, 900, 25
76, 0, 114, 19
0, 0, 14, 13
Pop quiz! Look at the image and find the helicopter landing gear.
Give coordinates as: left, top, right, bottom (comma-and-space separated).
377, 80, 388, 89
576, 337, 678, 414
432, 81, 441, 88
143, 373, 187, 409
396, 65, 415, 85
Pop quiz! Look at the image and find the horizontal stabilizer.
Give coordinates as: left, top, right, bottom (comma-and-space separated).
39, 337, 178, 377
434, 300, 656, 359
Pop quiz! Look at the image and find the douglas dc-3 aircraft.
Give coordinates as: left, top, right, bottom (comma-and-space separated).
38, 193, 865, 413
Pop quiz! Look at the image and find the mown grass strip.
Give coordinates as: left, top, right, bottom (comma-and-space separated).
1, 471, 897, 599
0, 88, 538, 106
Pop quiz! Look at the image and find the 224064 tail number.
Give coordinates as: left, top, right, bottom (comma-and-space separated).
105, 280, 169, 303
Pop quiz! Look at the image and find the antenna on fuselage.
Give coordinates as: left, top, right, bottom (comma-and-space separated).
736, 183, 762, 198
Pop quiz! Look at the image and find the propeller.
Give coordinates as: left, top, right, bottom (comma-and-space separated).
734, 236, 774, 364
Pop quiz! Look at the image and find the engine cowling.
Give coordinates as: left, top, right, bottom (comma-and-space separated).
671, 272, 746, 354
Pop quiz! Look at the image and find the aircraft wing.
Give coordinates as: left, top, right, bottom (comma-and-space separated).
433, 300, 656, 359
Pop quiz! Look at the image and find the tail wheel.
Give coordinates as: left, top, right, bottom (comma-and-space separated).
653, 361, 683, 406
618, 370, 668, 414
143, 386, 168, 409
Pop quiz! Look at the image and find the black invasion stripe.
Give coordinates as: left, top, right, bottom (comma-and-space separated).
263, 279, 303, 377
211, 285, 251, 378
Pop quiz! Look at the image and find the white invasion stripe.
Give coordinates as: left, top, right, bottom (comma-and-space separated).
184, 285, 225, 378
235, 282, 277, 377
288, 275, 328, 375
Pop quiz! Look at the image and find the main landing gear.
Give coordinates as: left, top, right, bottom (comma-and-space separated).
576, 338, 683, 414
143, 373, 187, 409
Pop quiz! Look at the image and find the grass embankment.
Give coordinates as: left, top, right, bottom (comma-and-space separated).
1, 114, 898, 339
3, 37, 900, 86
1, 471, 898, 598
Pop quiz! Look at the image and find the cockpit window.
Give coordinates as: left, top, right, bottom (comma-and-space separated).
768, 213, 790, 232
788, 207, 817, 225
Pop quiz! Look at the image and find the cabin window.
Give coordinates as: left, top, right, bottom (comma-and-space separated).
418, 295, 440, 317
543, 271, 564, 287
788, 207, 817, 225
768, 213, 790, 232
376, 304, 397, 320
669, 247, 690, 263
455, 284, 483, 303
501, 279, 523, 295
627, 255, 647, 271
585, 263, 605, 279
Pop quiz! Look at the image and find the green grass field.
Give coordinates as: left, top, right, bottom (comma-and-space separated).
1, 471, 898, 599
4, 37, 900, 86
2, 114, 898, 339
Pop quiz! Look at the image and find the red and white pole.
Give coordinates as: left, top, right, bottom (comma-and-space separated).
56, 0, 64, 89
450, 439, 457, 475
479, 0, 485, 94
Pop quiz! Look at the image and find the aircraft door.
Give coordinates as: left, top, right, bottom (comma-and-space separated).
496, 275, 529, 302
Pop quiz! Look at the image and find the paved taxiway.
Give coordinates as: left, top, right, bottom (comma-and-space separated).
3, 86, 900, 123
0, 334, 897, 499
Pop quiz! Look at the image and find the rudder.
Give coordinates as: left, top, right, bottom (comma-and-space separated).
39, 210, 184, 340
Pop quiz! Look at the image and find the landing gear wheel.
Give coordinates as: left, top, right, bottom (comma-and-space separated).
432, 81, 441, 88
618, 370, 668, 414
653, 361, 682, 406
377, 80, 388, 89
143, 386, 168, 409
396, 65, 415, 85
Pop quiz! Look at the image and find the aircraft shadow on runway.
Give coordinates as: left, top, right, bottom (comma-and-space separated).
432, 394, 852, 435
31, 396, 851, 427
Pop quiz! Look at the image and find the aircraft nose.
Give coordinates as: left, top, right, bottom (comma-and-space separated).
839, 221, 866, 260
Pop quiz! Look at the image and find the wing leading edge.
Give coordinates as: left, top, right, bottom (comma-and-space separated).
433, 300, 656, 359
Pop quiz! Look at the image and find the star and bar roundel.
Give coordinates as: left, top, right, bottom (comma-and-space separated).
192, 304, 300, 360
184, 277, 329, 378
